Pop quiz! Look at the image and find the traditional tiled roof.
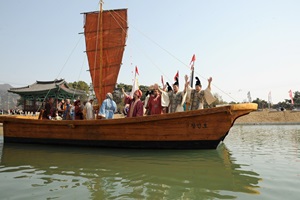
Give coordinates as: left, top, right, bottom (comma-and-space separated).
8, 79, 86, 96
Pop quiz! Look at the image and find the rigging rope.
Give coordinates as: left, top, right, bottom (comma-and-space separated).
109, 9, 238, 102
35, 34, 85, 113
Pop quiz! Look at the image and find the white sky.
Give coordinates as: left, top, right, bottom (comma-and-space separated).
0, 0, 299, 103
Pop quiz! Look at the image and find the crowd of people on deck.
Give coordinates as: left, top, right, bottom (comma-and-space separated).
41, 75, 216, 120
41, 93, 118, 121
121, 75, 216, 117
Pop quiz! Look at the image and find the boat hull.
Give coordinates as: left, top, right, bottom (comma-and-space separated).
0, 103, 257, 149
3, 137, 224, 149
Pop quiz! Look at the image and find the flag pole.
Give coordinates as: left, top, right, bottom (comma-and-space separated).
190, 68, 194, 87
190, 54, 195, 87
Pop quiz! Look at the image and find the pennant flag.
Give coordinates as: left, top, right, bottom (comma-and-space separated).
190, 54, 196, 70
130, 76, 139, 98
289, 90, 294, 105
135, 66, 139, 76
174, 71, 179, 81
247, 91, 252, 103
161, 75, 164, 86
190, 54, 196, 65
268, 91, 272, 104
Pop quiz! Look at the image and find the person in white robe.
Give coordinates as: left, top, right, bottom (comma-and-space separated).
84, 96, 94, 120
186, 76, 216, 110
160, 77, 188, 113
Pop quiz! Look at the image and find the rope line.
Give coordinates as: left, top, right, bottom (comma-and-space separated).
106, 8, 235, 101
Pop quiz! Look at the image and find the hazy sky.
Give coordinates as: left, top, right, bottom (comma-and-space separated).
0, 0, 299, 103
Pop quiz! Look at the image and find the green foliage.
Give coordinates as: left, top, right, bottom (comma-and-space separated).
68, 81, 89, 101
252, 98, 268, 109
115, 83, 149, 101
294, 91, 300, 106
113, 83, 151, 113
68, 81, 89, 93
275, 90, 300, 110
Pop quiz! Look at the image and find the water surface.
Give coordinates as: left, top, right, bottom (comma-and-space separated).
0, 125, 299, 199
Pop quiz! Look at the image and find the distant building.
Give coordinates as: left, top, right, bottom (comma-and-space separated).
8, 79, 86, 112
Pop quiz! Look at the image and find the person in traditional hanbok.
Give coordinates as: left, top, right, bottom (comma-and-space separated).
62, 99, 72, 120
146, 84, 163, 115
83, 96, 94, 120
74, 100, 83, 120
160, 76, 188, 113
42, 97, 54, 120
144, 85, 154, 115
99, 93, 117, 119
186, 76, 216, 110
122, 88, 144, 117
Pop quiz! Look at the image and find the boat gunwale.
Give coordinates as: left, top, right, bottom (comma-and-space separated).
0, 103, 257, 125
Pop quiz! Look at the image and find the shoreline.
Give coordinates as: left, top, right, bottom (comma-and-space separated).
235, 110, 300, 124
235, 122, 300, 126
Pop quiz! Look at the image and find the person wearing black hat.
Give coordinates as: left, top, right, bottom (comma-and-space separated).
159, 75, 189, 113
186, 76, 216, 110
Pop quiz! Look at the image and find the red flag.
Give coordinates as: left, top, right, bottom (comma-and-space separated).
161, 75, 164, 86
135, 66, 139, 76
190, 54, 196, 70
174, 71, 179, 81
190, 54, 196, 65
289, 90, 294, 105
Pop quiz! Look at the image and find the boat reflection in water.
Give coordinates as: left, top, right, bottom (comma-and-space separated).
0, 142, 261, 199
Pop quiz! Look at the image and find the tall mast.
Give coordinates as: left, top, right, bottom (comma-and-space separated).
98, 0, 104, 104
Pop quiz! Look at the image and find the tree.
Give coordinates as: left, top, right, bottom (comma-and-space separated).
68, 81, 89, 93
252, 98, 268, 110
293, 91, 300, 108
67, 81, 90, 101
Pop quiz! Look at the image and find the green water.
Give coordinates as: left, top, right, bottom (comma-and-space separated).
0, 125, 299, 199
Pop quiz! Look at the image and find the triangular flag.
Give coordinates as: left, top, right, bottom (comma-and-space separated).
268, 91, 272, 104
190, 54, 196, 65
247, 91, 252, 103
130, 76, 139, 98
135, 66, 139, 76
289, 90, 294, 105
190, 54, 196, 70
174, 71, 179, 81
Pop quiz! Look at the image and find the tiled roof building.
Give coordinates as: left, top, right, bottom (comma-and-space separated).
8, 79, 86, 112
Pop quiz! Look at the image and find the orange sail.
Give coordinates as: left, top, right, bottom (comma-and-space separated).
83, 8, 128, 104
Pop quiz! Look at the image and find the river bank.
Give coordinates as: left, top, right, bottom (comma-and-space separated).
235, 110, 300, 125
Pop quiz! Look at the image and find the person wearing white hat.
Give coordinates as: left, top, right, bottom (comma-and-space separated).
83, 96, 94, 120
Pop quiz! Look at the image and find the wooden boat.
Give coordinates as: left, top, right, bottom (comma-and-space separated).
0, 5, 258, 149
0, 103, 256, 149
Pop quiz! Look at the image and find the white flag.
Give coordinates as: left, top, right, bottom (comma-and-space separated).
247, 91, 252, 103
130, 76, 139, 98
268, 91, 272, 104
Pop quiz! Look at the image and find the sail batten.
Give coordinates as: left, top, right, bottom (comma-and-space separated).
84, 27, 129, 34
85, 45, 127, 53
84, 8, 128, 104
